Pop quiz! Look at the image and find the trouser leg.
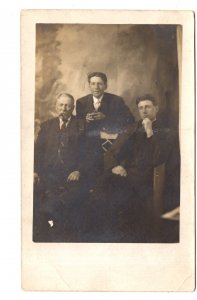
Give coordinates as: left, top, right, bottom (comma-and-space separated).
84, 172, 130, 242
124, 176, 154, 242
35, 178, 89, 242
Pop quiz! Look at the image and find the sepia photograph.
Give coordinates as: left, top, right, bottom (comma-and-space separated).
21, 10, 195, 291
33, 23, 180, 243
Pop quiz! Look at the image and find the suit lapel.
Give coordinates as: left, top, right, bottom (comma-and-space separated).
47, 118, 61, 148
61, 116, 77, 144
86, 94, 95, 112
85, 93, 109, 113
51, 117, 61, 135
66, 115, 76, 132
99, 93, 109, 114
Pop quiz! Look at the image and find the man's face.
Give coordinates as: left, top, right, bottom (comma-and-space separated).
89, 76, 107, 98
138, 100, 158, 121
56, 95, 74, 120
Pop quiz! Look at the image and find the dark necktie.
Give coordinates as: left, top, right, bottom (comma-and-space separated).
60, 118, 68, 130
58, 120, 68, 164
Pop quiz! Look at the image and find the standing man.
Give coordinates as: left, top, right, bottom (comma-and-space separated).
34, 92, 87, 242
76, 72, 135, 186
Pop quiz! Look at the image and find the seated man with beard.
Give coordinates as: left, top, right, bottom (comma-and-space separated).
33, 92, 88, 242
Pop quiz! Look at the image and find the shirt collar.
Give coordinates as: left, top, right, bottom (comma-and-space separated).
93, 94, 104, 104
59, 116, 72, 128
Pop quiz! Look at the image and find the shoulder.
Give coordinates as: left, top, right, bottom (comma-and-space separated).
40, 117, 58, 129
104, 93, 126, 106
110, 122, 139, 152
153, 120, 179, 144
119, 121, 139, 139
104, 92, 123, 101
76, 94, 92, 104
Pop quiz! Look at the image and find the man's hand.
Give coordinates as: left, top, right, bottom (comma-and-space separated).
142, 118, 154, 138
67, 171, 80, 182
86, 112, 106, 122
34, 172, 40, 184
112, 165, 127, 177
92, 112, 106, 120
86, 113, 95, 122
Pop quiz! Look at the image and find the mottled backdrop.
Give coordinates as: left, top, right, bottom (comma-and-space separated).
35, 24, 179, 129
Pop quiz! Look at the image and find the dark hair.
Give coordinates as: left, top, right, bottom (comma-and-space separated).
136, 94, 157, 106
88, 72, 107, 84
56, 92, 74, 103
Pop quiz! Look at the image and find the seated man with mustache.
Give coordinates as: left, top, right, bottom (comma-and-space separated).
33, 92, 88, 242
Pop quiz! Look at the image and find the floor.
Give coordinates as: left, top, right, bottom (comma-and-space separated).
33, 207, 179, 243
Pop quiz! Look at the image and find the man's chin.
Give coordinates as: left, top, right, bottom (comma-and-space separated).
60, 113, 70, 119
93, 92, 102, 97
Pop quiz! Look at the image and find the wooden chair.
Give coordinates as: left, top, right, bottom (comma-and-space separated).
153, 163, 166, 218
153, 163, 166, 237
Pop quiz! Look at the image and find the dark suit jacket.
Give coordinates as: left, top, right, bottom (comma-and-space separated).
104, 119, 179, 181
76, 92, 134, 134
34, 116, 86, 184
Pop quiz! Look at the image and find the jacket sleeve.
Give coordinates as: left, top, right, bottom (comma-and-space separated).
147, 127, 179, 167
34, 122, 47, 175
75, 119, 87, 175
117, 97, 135, 126
76, 99, 86, 119
103, 123, 138, 170
104, 97, 135, 133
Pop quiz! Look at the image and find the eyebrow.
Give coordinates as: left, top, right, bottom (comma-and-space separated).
139, 104, 152, 107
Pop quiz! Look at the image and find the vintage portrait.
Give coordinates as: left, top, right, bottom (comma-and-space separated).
33, 23, 180, 243
21, 10, 195, 291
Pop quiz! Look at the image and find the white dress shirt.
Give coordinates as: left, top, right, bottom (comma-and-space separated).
59, 116, 71, 129
93, 95, 104, 111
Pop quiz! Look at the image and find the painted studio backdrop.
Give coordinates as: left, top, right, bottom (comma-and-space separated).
35, 24, 180, 128
34, 23, 181, 235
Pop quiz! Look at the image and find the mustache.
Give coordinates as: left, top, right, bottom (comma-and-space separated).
59, 112, 71, 118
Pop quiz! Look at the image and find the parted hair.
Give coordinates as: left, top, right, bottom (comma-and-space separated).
88, 72, 107, 84
136, 94, 157, 106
